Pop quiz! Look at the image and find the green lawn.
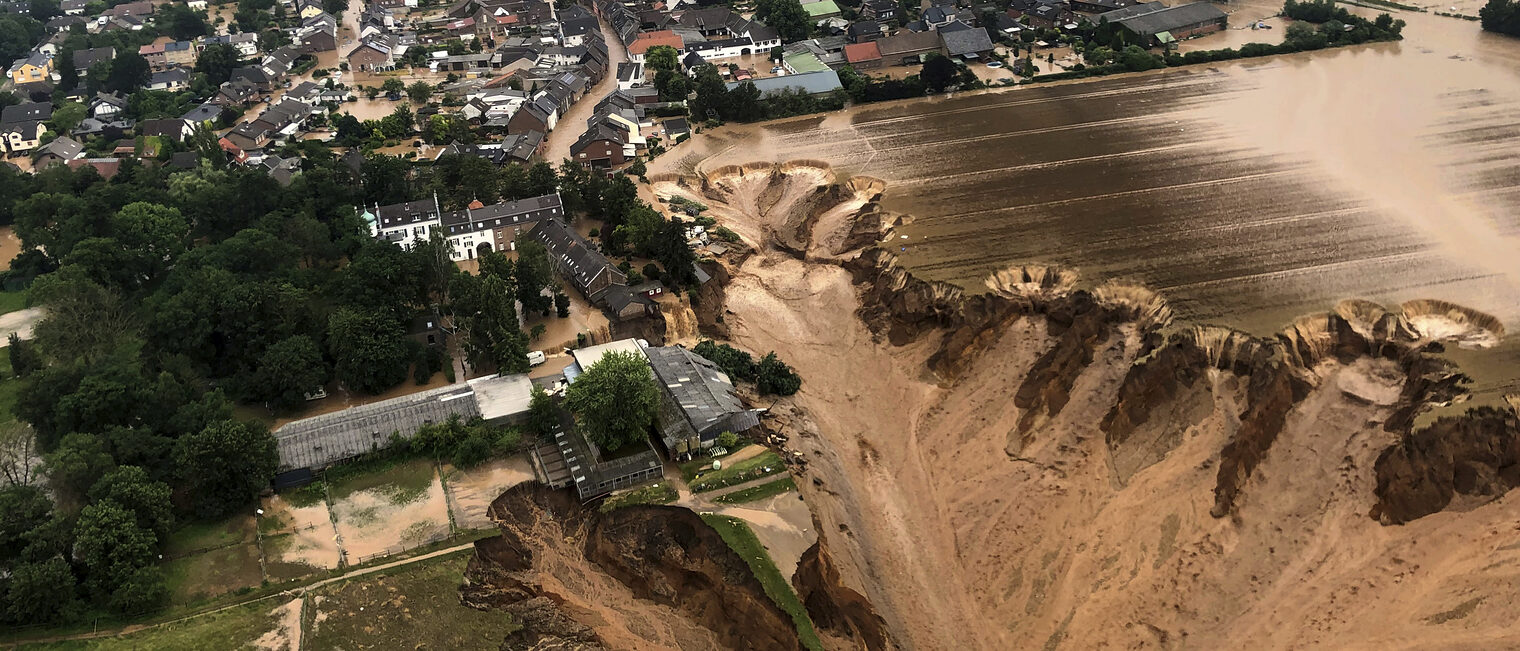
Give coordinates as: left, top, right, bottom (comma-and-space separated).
0, 353, 20, 428
304, 553, 516, 651
162, 517, 257, 558
0, 290, 27, 316
700, 514, 822, 651
678, 443, 756, 482
24, 597, 291, 650
689, 450, 786, 493
326, 457, 436, 504
599, 482, 678, 512
713, 477, 797, 504
160, 543, 265, 606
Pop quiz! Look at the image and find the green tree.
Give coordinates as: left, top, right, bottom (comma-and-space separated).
564, 351, 658, 452
88, 465, 173, 540
525, 385, 559, 435
645, 45, 680, 71
717, 431, 739, 449
0, 485, 52, 559
327, 308, 411, 394
173, 420, 277, 519
450, 272, 530, 373
43, 432, 115, 506
921, 53, 958, 92
514, 239, 554, 315
249, 335, 329, 411
104, 52, 150, 95
653, 68, 691, 102
158, 3, 211, 39
381, 77, 406, 94
73, 499, 158, 600
756, 351, 801, 396
4, 557, 81, 624
1480, 0, 1520, 34
755, 0, 811, 41
406, 80, 433, 102
49, 101, 86, 134
688, 65, 729, 122
195, 43, 242, 86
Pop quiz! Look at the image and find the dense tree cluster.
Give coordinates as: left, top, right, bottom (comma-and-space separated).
1480, 0, 1520, 34
692, 341, 802, 396
754, 0, 812, 42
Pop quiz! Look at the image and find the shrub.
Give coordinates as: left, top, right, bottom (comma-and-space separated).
717, 431, 739, 449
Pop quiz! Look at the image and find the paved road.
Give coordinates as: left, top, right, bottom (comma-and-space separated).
543, 16, 628, 165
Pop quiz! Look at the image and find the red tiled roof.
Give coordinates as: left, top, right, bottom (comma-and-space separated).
844, 41, 881, 63
628, 30, 684, 55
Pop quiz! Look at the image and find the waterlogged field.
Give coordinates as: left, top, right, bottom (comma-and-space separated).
658, 9, 1520, 412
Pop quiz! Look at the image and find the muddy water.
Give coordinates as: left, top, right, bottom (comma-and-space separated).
659, 11, 1520, 413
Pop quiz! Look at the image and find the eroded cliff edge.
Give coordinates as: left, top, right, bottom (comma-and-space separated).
649, 160, 1520, 649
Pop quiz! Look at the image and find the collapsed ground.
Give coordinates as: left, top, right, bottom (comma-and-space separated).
635, 161, 1520, 650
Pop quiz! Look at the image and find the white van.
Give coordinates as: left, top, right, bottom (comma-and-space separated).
526, 350, 546, 367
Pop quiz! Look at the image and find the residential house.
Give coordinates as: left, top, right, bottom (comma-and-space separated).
60, 0, 86, 15
298, 13, 339, 52
202, 33, 260, 58
847, 20, 884, 43
90, 92, 128, 119
182, 103, 224, 127
0, 102, 51, 154
7, 51, 52, 85
163, 41, 196, 68
46, 15, 87, 32
219, 98, 312, 163
1016, 3, 1075, 28
507, 100, 552, 134
139, 117, 193, 141
137, 42, 165, 68
802, 0, 842, 21
103, 1, 152, 17
72, 46, 114, 75
1070, 0, 1145, 13
860, 0, 898, 22
33, 135, 84, 168
437, 193, 564, 260
1102, 1, 1227, 46
940, 23, 995, 59
262, 154, 303, 186
875, 29, 942, 65
570, 121, 630, 168
843, 41, 883, 69
558, 4, 600, 47
147, 67, 192, 92
367, 196, 443, 249
347, 34, 402, 71
530, 217, 626, 303
67, 157, 121, 179
625, 29, 684, 63
615, 61, 644, 89
70, 117, 132, 140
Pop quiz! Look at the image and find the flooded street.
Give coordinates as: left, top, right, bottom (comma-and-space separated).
658, 9, 1520, 412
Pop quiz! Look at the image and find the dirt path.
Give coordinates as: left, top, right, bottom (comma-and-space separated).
17, 542, 481, 647
543, 16, 627, 165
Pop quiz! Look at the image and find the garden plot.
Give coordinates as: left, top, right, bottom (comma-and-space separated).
328, 459, 451, 563
259, 493, 341, 581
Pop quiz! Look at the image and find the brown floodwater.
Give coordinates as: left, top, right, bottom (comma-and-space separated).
657, 8, 1520, 417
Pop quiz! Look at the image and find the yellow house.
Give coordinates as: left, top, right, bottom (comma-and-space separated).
7, 51, 53, 85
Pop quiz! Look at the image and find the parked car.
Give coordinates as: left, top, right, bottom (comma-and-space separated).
987, 61, 1004, 68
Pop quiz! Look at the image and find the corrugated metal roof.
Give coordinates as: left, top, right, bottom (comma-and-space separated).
273, 384, 480, 470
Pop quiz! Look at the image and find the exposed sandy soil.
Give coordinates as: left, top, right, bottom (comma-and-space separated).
252, 597, 304, 651
443, 456, 537, 530
330, 464, 452, 562
713, 491, 817, 582
259, 495, 342, 578
646, 161, 1520, 650
0, 225, 21, 269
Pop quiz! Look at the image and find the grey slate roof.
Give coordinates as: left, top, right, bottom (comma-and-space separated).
530, 218, 619, 294
726, 69, 842, 96
645, 346, 760, 447
274, 384, 481, 470
940, 24, 995, 55
1109, 1, 1227, 36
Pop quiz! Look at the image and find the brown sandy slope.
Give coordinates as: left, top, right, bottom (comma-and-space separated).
645, 162, 1520, 650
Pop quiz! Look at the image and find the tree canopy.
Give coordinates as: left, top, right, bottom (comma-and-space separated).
564, 351, 659, 451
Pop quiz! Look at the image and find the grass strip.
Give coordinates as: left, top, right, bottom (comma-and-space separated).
700, 514, 822, 651
713, 477, 796, 504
